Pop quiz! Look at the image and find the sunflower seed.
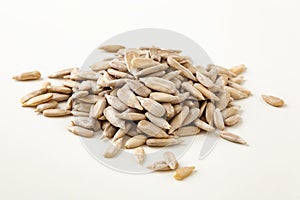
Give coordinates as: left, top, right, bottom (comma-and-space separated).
70, 116, 96, 130
78, 95, 102, 104
125, 135, 147, 149
34, 100, 58, 113
98, 45, 125, 53
105, 94, 128, 112
68, 125, 94, 137
173, 126, 201, 137
228, 81, 251, 96
48, 68, 74, 78
125, 51, 138, 72
71, 91, 89, 99
194, 83, 219, 101
162, 103, 175, 119
163, 151, 178, 169
195, 71, 215, 88
51, 93, 70, 102
137, 97, 165, 117
73, 103, 92, 113
149, 92, 180, 103
47, 86, 72, 94
173, 166, 195, 180
229, 76, 244, 84
169, 106, 189, 134
182, 82, 205, 100
215, 91, 230, 111
224, 86, 248, 100
213, 108, 225, 130
22, 93, 53, 107
182, 108, 200, 126
109, 61, 128, 72
194, 119, 215, 132
229, 64, 246, 75
13, 70, 41, 81
220, 131, 247, 145
145, 112, 171, 129
224, 114, 240, 126
221, 106, 239, 119
135, 64, 168, 77
71, 110, 89, 117
137, 120, 169, 138
199, 101, 207, 117
162, 70, 181, 80
146, 138, 183, 147
134, 147, 146, 164
147, 161, 173, 171
20, 88, 47, 104
140, 77, 176, 94
41, 81, 51, 89
107, 68, 133, 79
117, 84, 143, 110
43, 109, 71, 117
205, 102, 215, 126
131, 57, 159, 69
102, 124, 117, 139
112, 123, 132, 142
262, 95, 284, 107
103, 137, 123, 158
167, 57, 197, 81
90, 61, 110, 71
127, 80, 151, 97
116, 112, 146, 121
103, 106, 126, 129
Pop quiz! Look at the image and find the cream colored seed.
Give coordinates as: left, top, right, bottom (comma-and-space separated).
162, 103, 175, 119
137, 96, 165, 117
131, 57, 159, 69
173, 166, 195, 181
162, 70, 181, 80
199, 101, 207, 117
105, 94, 127, 112
221, 106, 240, 119
78, 95, 102, 104
127, 80, 151, 97
110, 61, 128, 72
137, 120, 169, 138
182, 108, 200, 126
13, 70, 41, 81
102, 124, 117, 139
68, 125, 94, 138
125, 135, 147, 149
229, 76, 244, 84
194, 119, 215, 132
47, 86, 72, 94
103, 137, 123, 158
90, 97, 107, 119
115, 112, 146, 121
205, 102, 215, 126
229, 64, 246, 75
90, 61, 110, 71
70, 116, 96, 130
262, 95, 284, 107
194, 83, 220, 101
41, 81, 51, 89
216, 92, 230, 111
43, 109, 71, 117
20, 88, 47, 104
195, 71, 215, 88
22, 93, 53, 107
149, 92, 179, 103
107, 68, 133, 79
228, 81, 251, 96
51, 93, 70, 102
48, 68, 74, 78
73, 103, 92, 113
146, 138, 183, 147
117, 85, 143, 110
98, 44, 125, 53
167, 57, 197, 81
220, 131, 247, 145
224, 114, 240, 126
140, 77, 177, 94
71, 110, 89, 117
147, 161, 173, 171
135, 64, 168, 77
112, 123, 132, 142
213, 108, 225, 130
163, 151, 178, 170
103, 106, 126, 129
173, 126, 201, 137
144, 70, 166, 77
134, 147, 146, 164
145, 112, 171, 129
182, 82, 205, 100
224, 86, 248, 100
125, 51, 138, 72
169, 106, 190, 134
34, 100, 58, 113
61, 79, 78, 88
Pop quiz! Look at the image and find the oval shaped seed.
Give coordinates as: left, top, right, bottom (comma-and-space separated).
182, 108, 200, 126
71, 110, 89, 117
116, 112, 146, 121
105, 94, 127, 112
194, 83, 219, 101
194, 119, 215, 132
167, 57, 197, 81
145, 112, 171, 129
213, 108, 225, 130
102, 124, 117, 139
162, 103, 175, 119
163, 151, 178, 169
73, 103, 92, 113
127, 80, 151, 97
162, 70, 181, 80
196, 71, 215, 88
103, 106, 126, 129
112, 123, 132, 142
169, 106, 190, 134
13, 70, 41, 81
78, 95, 102, 104
51, 93, 70, 102
199, 101, 207, 117
98, 44, 125, 53
140, 77, 176, 94
149, 92, 180, 103
70, 116, 96, 130
20, 88, 47, 104
182, 82, 205, 100
22, 93, 53, 107
221, 106, 239, 119
224, 114, 240, 126
47, 86, 72, 94
125, 135, 147, 149
224, 86, 248, 100
228, 81, 251, 96
43, 109, 71, 117
229, 64, 246, 75
61, 79, 78, 88
262, 95, 284, 107
134, 147, 146, 164
48, 68, 74, 78
41, 81, 51, 89
147, 161, 172, 171
34, 100, 58, 113
90, 61, 110, 71
135, 64, 168, 77
137, 120, 169, 138
220, 131, 247, 145
131, 57, 159, 69
137, 97, 165, 117
68, 125, 94, 137
146, 138, 183, 147
103, 137, 123, 158
215, 91, 230, 111
107, 68, 133, 79
205, 102, 215, 126
173, 166, 195, 180
117, 85, 143, 110
173, 126, 201, 137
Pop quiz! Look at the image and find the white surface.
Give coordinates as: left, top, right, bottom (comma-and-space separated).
0, 0, 300, 200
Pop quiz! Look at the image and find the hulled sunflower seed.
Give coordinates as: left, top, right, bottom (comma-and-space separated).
105, 94, 128, 112
22, 93, 53, 107
140, 77, 176, 94
228, 81, 251, 96
224, 86, 248, 100
215, 91, 230, 111
194, 119, 215, 132
127, 80, 151, 97
147, 161, 173, 171
221, 106, 239, 119
167, 57, 197, 81
91, 97, 107, 118
205, 102, 215, 126
134, 147, 146, 164
107, 68, 133, 79
182, 82, 205, 100
102, 124, 117, 139
48, 68, 74, 78
98, 44, 125, 53
229, 64, 246, 75
73, 103, 92, 113
146, 138, 183, 147
103, 137, 123, 158
47, 86, 72, 94
137, 120, 169, 138
194, 83, 220, 101
71, 110, 89, 117
112, 123, 132, 142
117, 85, 143, 110
173, 126, 201, 137
137, 96, 165, 117
220, 131, 247, 145
163, 151, 178, 170
116, 112, 146, 121
51, 93, 70, 102
131, 57, 159, 69
149, 92, 180, 103
125, 135, 147, 149
182, 108, 200, 126
41, 81, 51, 89
43, 109, 71, 117
103, 106, 126, 129
195, 71, 215, 88
145, 112, 171, 129
13, 70, 41, 81
224, 114, 240, 126
135, 64, 168, 77
162, 103, 175, 119
34, 100, 58, 113
262, 95, 285, 107
169, 106, 190, 134
162, 70, 181, 80
20, 88, 47, 104
213, 108, 225, 130
68, 125, 94, 137
173, 166, 195, 180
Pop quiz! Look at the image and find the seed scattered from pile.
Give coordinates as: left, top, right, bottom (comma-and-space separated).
15, 44, 286, 180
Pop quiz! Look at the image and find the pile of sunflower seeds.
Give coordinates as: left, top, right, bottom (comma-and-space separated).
15, 45, 259, 179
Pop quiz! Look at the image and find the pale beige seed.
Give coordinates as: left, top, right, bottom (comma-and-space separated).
106, 79, 128, 88
98, 115, 106, 121
213, 108, 225, 130
73, 103, 92, 113
48, 68, 74, 78
71, 110, 89, 117
102, 124, 117, 139
71, 91, 89, 99
173, 126, 201, 137
137, 97, 165, 117
68, 125, 94, 137
207, 67, 218, 82
22, 93, 53, 107
173, 104, 182, 115
77, 70, 99, 80
162, 103, 175, 119
194, 83, 220, 101
125, 135, 147, 149
216, 91, 230, 111
78, 95, 102, 104
224, 114, 240, 126
195, 71, 215, 88
117, 85, 143, 110
162, 70, 181, 80
107, 68, 133, 79
171, 77, 181, 89
194, 119, 215, 132
77, 81, 92, 91
13, 70, 41, 81
103, 106, 126, 129
224, 86, 248, 100
43, 109, 71, 117
182, 60, 197, 74
173, 166, 195, 181
195, 65, 209, 76
105, 94, 128, 112
116, 112, 146, 121
109, 61, 128, 72
20, 88, 47, 104
127, 127, 140, 137
221, 106, 239, 119
140, 77, 176, 94
124, 51, 138, 72
149, 92, 180, 103
182, 108, 200, 126
144, 70, 166, 77
169, 106, 190, 134
229, 64, 246, 75
205, 102, 215, 126
70, 116, 96, 130
163, 151, 178, 170
134, 147, 146, 164
167, 57, 197, 81
146, 138, 183, 147
220, 131, 247, 145
61, 79, 78, 88
147, 161, 173, 171
112, 123, 132, 142
228, 81, 251, 96
101, 120, 110, 130
131, 57, 159, 69
90, 61, 110, 71
51, 93, 70, 102
145, 112, 171, 129
47, 86, 72, 94
262, 95, 284, 107
229, 76, 244, 84
149, 47, 161, 61
182, 82, 205, 100
103, 137, 123, 158
97, 71, 113, 87
211, 64, 236, 77
88, 97, 105, 119
127, 80, 151, 97
137, 120, 169, 138
65, 97, 72, 110
135, 64, 168, 77
98, 45, 125, 53
199, 101, 207, 117
215, 75, 229, 87
34, 100, 58, 113
41, 81, 51, 89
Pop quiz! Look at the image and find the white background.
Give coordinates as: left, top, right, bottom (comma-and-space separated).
1, 0, 300, 199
